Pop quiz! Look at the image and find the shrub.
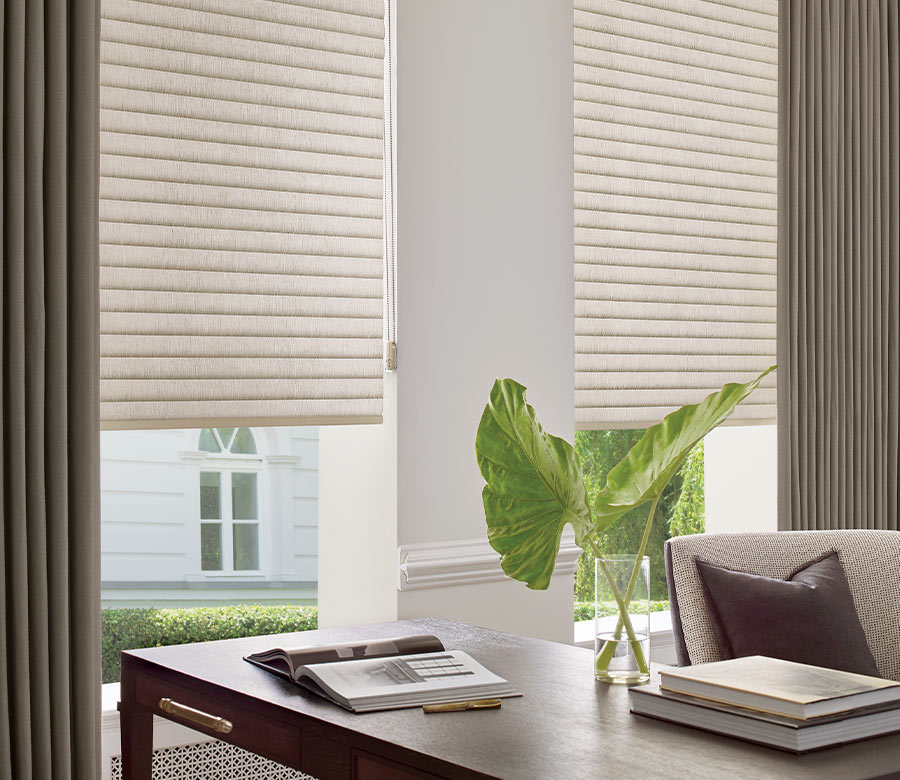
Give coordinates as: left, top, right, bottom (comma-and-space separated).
102, 604, 318, 684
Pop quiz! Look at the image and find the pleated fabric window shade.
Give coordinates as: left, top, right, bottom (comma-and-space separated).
575, 0, 778, 429
99, 0, 385, 428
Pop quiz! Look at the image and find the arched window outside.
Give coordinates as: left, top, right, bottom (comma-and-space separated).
198, 428, 262, 574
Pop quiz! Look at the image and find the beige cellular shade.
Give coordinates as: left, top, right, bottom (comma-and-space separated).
99, 0, 385, 428
575, 0, 778, 429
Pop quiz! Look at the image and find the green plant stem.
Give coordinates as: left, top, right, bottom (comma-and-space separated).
621, 493, 659, 621
592, 495, 659, 675
588, 538, 648, 675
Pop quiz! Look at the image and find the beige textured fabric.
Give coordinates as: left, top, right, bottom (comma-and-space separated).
777, 0, 899, 531
574, 0, 778, 429
667, 531, 900, 680
99, 0, 385, 428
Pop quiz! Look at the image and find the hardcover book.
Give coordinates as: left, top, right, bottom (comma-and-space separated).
630, 682, 900, 753
659, 656, 900, 720
244, 634, 520, 713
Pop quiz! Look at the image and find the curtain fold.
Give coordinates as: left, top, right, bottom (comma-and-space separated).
777, 0, 899, 531
1, 0, 101, 778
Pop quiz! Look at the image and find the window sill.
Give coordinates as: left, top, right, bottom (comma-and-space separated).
573, 610, 676, 666
186, 572, 266, 581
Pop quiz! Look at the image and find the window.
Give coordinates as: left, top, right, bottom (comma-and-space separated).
197, 428, 261, 574
98, 0, 387, 429
96, 0, 391, 694
574, 0, 778, 428
100, 425, 320, 683
101, 426, 318, 604
572, 0, 779, 643
573, 430, 704, 612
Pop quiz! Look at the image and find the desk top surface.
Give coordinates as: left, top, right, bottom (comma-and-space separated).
124, 618, 900, 780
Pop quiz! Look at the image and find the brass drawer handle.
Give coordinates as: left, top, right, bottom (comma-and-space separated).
158, 698, 233, 734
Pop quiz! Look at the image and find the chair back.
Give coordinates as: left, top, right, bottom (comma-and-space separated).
665, 530, 900, 680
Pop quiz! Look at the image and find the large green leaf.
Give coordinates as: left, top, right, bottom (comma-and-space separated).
592, 365, 776, 533
476, 379, 592, 590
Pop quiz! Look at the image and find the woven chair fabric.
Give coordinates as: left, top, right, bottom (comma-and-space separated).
666, 530, 900, 680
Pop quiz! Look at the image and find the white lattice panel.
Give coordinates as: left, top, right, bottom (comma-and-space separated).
110, 739, 317, 780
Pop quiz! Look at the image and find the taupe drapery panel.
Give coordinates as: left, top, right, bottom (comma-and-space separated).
777, 0, 899, 531
1, 1, 101, 778
574, 0, 778, 429
99, 0, 386, 429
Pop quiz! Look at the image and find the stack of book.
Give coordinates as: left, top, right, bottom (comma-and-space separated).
629, 655, 900, 753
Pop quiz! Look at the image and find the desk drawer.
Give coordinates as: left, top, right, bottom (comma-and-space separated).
354, 752, 443, 780
133, 673, 301, 769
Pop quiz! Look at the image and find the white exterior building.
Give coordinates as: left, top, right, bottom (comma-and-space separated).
100, 427, 318, 607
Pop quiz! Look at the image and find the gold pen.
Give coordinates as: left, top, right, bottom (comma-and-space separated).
423, 698, 502, 714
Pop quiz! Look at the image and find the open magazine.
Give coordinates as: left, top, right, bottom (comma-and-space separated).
244, 634, 521, 713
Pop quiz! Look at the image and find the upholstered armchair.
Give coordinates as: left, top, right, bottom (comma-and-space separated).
664, 530, 900, 681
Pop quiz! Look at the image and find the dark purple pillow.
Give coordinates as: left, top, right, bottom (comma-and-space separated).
695, 551, 881, 677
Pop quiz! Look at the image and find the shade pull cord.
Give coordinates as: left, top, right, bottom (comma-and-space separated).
383, 0, 397, 371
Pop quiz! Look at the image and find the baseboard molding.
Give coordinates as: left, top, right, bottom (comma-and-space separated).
397, 530, 581, 590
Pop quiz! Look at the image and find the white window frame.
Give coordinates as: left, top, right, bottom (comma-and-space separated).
184, 428, 266, 581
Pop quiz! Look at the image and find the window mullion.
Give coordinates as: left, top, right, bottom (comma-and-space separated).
222, 470, 235, 574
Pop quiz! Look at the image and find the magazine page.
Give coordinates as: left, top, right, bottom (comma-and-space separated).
302, 650, 516, 708
246, 634, 445, 680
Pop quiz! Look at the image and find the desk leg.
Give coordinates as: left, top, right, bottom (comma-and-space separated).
120, 703, 153, 780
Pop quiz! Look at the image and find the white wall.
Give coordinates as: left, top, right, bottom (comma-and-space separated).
318, 373, 399, 628
394, 0, 575, 642
101, 429, 192, 582
704, 424, 778, 533
319, 0, 575, 643
288, 429, 320, 582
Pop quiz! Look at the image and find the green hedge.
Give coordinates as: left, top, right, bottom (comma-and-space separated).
102, 605, 318, 684
573, 600, 669, 623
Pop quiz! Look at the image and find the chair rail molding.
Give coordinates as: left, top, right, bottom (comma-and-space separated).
397, 530, 580, 590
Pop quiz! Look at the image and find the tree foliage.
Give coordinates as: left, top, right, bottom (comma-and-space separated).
669, 441, 706, 539
573, 430, 705, 602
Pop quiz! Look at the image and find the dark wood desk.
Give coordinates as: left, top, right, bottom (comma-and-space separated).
119, 618, 900, 780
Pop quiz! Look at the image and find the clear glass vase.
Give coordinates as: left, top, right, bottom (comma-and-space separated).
594, 554, 650, 685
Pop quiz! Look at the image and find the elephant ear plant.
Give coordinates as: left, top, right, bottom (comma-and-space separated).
475, 366, 774, 679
